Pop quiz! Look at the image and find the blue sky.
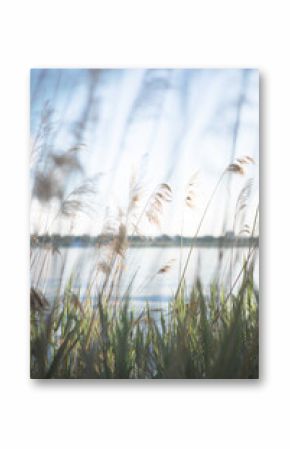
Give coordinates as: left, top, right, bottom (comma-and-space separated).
30, 68, 259, 236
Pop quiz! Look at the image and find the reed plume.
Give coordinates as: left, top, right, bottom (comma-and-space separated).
60, 175, 101, 220
145, 183, 172, 228
157, 258, 176, 274
227, 155, 255, 176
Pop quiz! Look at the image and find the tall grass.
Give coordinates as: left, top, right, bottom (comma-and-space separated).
30, 265, 258, 379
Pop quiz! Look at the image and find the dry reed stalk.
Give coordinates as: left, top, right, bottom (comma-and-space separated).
228, 178, 254, 284
179, 172, 198, 277
128, 172, 143, 214
30, 287, 49, 312
113, 223, 128, 257
185, 172, 198, 209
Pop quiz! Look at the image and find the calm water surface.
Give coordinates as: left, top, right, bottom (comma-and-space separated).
31, 246, 259, 309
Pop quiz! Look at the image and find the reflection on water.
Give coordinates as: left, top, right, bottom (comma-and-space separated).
31, 246, 259, 309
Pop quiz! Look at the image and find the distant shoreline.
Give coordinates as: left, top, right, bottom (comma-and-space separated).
31, 235, 259, 249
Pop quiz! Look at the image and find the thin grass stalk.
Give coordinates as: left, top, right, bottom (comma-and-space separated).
175, 171, 226, 300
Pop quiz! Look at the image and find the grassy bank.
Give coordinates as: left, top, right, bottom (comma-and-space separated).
30, 264, 258, 379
